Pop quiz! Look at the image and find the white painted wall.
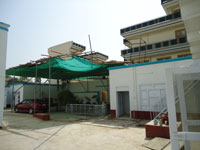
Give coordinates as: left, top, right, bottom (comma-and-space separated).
109, 59, 193, 117
128, 25, 184, 47
0, 22, 9, 127
6, 83, 58, 106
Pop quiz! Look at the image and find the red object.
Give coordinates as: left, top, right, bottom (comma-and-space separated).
33, 113, 50, 121
145, 121, 170, 139
131, 111, 159, 120
110, 110, 116, 117
14, 99, 49, 114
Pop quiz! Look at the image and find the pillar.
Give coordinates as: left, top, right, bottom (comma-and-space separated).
0, 22, 10, 128
179, 0, 200, 59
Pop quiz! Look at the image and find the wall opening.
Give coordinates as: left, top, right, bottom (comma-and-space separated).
117, 91, 130, 117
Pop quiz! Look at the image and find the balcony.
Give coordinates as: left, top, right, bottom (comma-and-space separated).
120, 11, 181, 36
121, 37, 188, 57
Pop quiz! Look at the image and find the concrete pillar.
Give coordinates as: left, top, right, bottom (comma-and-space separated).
179, 0, 200, 59
0, 22, 10, 128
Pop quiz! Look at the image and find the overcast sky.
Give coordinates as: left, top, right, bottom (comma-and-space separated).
0, 0, 165, 68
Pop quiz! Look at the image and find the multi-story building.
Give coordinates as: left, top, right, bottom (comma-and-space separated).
120, 0, 191, 63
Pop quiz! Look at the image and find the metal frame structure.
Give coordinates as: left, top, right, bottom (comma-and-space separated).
166, 65, 200, 150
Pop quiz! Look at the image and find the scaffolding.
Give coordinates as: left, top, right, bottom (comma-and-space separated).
124, 38, 147, 64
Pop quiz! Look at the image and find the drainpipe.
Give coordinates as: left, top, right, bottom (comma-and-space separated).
0, 22, 10, 128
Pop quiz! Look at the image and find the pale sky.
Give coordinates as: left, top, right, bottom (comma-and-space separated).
0, 0, 166, 68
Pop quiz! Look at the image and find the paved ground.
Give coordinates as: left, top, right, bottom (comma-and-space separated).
0, 110, 152, 150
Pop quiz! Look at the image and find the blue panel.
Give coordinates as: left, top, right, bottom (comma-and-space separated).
108, 56, 192, 71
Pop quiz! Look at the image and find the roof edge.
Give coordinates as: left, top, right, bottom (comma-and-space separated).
108, 56, 192, 71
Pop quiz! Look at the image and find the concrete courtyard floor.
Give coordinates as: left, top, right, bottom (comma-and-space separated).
1, 110, 153, 150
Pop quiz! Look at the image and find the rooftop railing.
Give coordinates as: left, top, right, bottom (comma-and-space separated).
72, 42, 86, 50
121, 36, 187, 55
120, 11, 181, 34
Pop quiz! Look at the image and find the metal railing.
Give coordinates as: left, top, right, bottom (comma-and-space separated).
65, 104, 108, 116
153, 80, 200, 121
121, 37, 187, 55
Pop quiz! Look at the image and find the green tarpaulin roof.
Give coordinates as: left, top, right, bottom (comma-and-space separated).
6, 57, 123, 80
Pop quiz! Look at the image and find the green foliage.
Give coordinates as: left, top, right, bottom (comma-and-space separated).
56, 90, 78, 105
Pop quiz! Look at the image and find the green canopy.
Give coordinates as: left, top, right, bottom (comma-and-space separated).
6, 57, 123, 80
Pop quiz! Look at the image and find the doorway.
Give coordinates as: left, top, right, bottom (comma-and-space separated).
117, 91, 130, 117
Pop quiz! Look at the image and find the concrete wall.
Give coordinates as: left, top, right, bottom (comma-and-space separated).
6, 83, 58, 106
128, 24, 184, 47
109, 58, 193, 119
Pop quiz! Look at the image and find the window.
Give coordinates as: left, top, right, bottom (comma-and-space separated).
128, 49, 132, 53
134, 47, 139, 52
179, 37, 186, 43
157, 56, 171, 61
166, 14, 173, 20
175, 29, 186, 39
155, 42, 161, 48
142, 22, 148, 27
131, 26, 135, 30
136, 24, 141, 29
170, 39, 177, 45
149, 20, 154, 25
147, 44, 152, 50
22, 100, 27, 104
26, 100, 32, 104
159, 17, 166, 22
141, 46, 146, 51
125, 27, 130, 32
163, 41, 169, 47
122, 50, 127, 55
174, 12, 181, 19
121, 29, 125, 33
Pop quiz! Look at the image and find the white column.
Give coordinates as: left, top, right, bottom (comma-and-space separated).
0, 22, 10, 128
179, 0, 200, 59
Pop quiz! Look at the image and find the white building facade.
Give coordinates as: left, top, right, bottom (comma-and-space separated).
109, 57, 193, 119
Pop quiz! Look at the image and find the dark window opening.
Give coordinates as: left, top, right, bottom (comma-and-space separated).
163, 41, 169, 47
149, 20, 154, 25
155, 42, 161, 48
147, 44, 152, 50
125, 27, 130, 32
122, 50, 127, 55
134, 47, 139, 52
141, 46, 146, 51
179, 37, 186, 43
131, 26, 136, 30
166, 14, 173, 20
128, 49, 133, 53
174, 12, 181, 19
159, 17, 166, 22
170, 39, 177, 45
136, 24, 141, 29
142, 22, 148, 27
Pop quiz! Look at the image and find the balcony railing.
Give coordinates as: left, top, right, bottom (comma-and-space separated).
120, 11, 181, 34
121, 37, 187, 55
